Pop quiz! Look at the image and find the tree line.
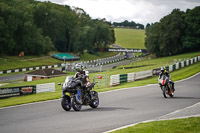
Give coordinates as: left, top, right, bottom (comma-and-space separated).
112, 20, 144, 29
0, 0, 115, 56
145, 6, 200, 57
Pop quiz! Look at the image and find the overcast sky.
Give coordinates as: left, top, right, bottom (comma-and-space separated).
39, 0, 200, 25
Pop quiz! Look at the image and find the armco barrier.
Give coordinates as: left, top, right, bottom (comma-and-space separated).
135, 70, 153, 80
110, 70, 153, 86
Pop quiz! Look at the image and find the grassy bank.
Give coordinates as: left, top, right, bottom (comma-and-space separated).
114, 28, 145, 49
94, 51, 200, 78
111, 117, 200, 133
0, 52, 117, 71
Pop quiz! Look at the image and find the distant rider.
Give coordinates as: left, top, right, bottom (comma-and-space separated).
158, 67, 175, 91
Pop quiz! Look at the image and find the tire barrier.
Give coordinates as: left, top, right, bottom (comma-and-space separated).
110, 56, 200, 86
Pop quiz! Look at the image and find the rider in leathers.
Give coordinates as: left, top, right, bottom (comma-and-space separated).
62, 64, 90, 103
158, 67, 175, 91
74, 64, 91, 104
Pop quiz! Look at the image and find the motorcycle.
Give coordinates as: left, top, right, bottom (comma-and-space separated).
158, 74, 174, 98
58, 75, 99, 111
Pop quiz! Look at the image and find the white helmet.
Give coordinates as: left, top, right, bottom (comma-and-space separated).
75, 64, 83, 72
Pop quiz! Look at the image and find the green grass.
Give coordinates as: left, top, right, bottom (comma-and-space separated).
111, 117, 200, 133
96, 61, 200, 92
0, 56, 62, 71
114, 28, 145, 49
93, 51, 200, 79
0, 52, 117, 71
0, 58, 199, 108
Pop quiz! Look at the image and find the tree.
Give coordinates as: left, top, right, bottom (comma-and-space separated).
145, 9, 186, 57
94, 20, 113, 48
182, 6, 200, 52
158, 9, 186, 56
112, 20, 144, 29
0, 0, 115, 55
73, 26, 95, 54
145, 23, 161, 56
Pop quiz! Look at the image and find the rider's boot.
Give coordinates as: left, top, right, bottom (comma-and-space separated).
61, 90, 65, 98
76, 89, 82, 104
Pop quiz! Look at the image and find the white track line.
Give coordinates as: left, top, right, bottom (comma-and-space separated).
175, 72, 200, 83
1, 72, 199, 110
104, 102, 200, 133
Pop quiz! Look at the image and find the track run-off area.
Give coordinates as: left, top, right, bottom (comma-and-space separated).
0, 73, 200, 133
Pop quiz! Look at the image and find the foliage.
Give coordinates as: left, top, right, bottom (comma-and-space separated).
113, 20, 144, 29
145, 7, 200, 57
182, 7, 200, 51
0, 0, 115, 55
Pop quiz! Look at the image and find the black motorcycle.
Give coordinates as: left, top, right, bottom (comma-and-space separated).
158, 74, 174, 98
58, 75, 99, 111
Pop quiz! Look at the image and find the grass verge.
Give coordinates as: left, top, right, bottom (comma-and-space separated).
0, 60, 199, 108
114, 28, 145, 49
111, 116, 200, 133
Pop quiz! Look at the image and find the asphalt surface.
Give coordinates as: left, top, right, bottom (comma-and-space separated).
87, 59, 133, 72
0, 73, 200, 133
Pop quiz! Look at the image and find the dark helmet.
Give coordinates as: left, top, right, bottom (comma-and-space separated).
75, 64, 83, 72
161, 67, 166, 73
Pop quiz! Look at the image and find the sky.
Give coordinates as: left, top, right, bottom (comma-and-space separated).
38, 0, 200, 25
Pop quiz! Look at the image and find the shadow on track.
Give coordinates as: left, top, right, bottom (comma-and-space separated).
81, 106, 131, 112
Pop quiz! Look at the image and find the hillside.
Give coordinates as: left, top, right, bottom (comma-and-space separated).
114, 28, 146, 49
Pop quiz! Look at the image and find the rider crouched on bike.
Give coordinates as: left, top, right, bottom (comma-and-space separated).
158, 67, 175, 91
74, 64, 91, 104
61, 64, 91, 101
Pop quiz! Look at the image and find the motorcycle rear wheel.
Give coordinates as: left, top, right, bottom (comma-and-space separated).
61, 95, 71, 111
72, 96, 82, 111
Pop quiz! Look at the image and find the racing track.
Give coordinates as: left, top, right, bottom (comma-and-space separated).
0, 73, 200, 133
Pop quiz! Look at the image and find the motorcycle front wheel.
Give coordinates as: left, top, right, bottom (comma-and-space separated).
72, 96, 82, 111
162, 86, 168, 98
61, 95, 71, 111
89, 91, 99, 108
